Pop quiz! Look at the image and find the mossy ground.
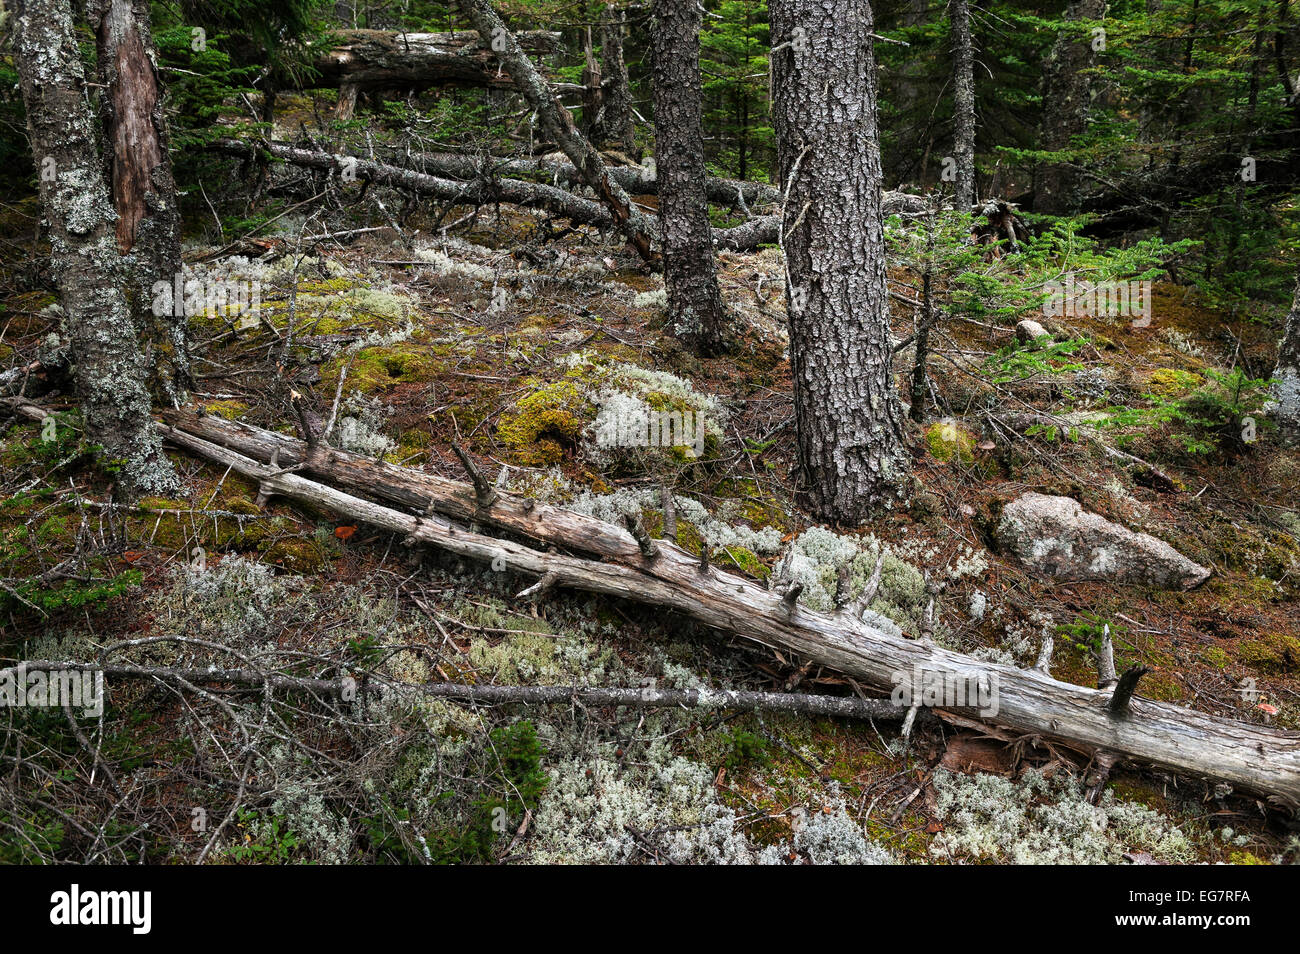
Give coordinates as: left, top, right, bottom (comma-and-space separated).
3, 180, 1297, 864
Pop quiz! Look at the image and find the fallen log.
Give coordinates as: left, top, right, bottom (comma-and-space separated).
212, 138, 616, 231
390, 150, 782, 209
299, 29, 570, 114
9, 396, 1296, 805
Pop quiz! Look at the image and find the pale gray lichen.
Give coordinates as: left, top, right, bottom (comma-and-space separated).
929, 768, 1197, 864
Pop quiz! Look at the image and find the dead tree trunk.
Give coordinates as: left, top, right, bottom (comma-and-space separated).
1275, 271, 1300, 430
770, 0, 912, 521
949, 0, 977, 210
14, 400, 1286, 807
652, 0, 730, 356
1036, 0, 1106, 215
92, 0, 190, 404
458, 0, 659, 262
600, 6, 638, 159
580, 27, 605, 148
11, 0, 176, 497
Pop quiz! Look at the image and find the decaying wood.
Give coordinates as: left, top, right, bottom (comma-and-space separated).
8, 398, 1298, 807
212, 139, 789, 252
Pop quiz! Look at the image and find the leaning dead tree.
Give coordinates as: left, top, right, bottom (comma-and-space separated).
459, 0, 658, 262
7, 398, 1289, 805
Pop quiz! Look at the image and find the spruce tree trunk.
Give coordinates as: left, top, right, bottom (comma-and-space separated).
600, 6, 638, 159
1275, 273, 1300, 430
651, 0, 729, 356
770, 0, 912, 523
1036, 0, 1106, 215
12, 0, 177, 497
93, 0, 190, 404
950, 0, 977, 210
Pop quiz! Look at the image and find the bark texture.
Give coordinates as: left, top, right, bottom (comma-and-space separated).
11, 0, 176, 497
599, 6, 638, 158
1036, 0, 1107, 215
93, 0, 189, 403
770, 0, 912, 522
950, 0, 977, 210
459, 0, 658, 262
652, 0, 729, 355
1275, 272, 1300, 430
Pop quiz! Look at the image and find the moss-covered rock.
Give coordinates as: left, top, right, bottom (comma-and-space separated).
497, 380, 593, 466
925, 420, 976, 465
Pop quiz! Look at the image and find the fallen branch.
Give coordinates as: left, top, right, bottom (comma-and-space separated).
4, 660, 906, 721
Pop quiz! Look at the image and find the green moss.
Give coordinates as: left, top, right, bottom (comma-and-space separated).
1200, 646, 1230, 668
719, 545, 769, 581
496, 380, 593, 466
674, 520, 704, 554
322, 342, 441, 395
1107, 778, 1171, 814
1140, 671, 1185, 702
261, 537, 332, 572
1236, 633, 1300, 675
203, 400, 248, 421
925, 421, 976, 465
1229, 850, 1267, 865
1146, 368, 1203, 398
137, 496, 190, 512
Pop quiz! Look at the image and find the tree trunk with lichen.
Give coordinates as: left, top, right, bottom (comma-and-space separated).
770, 0, 912, 522
652, 0, 729, 356
950, 0, 977, 210
1275, 272, 1300, 431
1036, 0, 1106, 215
92, 0, 190, 404
12, 0, 177, 497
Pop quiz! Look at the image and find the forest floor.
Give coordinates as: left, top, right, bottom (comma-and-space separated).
2, 123, 1299, 863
